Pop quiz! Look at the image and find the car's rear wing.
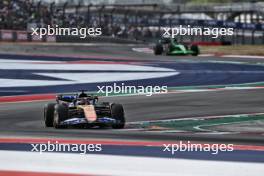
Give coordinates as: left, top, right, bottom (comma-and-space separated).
56, 93, 99, 103
56, 94, 78, 102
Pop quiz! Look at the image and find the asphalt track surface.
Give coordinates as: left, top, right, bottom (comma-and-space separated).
0, 44, 264, 144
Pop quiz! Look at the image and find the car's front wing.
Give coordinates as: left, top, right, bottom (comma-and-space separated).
59, 117, 116, 127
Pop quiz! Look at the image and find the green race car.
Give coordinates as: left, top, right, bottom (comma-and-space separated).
153, 38, 199, 56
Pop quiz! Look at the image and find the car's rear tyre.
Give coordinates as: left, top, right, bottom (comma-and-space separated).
111, 104, 125, 129
53, 104, 68, 129
154, 44, 163, 55
44, 103, 55, 127
190, 45, 200, 56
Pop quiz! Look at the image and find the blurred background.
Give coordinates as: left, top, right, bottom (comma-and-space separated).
0, 0, 263, 44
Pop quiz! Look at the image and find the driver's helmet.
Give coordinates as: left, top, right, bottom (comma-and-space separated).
79, 92, 88, 98
77, 99, 89, 105
172, 38, 178, 44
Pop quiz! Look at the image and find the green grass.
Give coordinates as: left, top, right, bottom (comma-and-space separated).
136, 114, 264, 132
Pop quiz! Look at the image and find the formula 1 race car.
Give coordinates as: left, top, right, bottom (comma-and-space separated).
44, 91, 125, 129
153, 38, 200, 56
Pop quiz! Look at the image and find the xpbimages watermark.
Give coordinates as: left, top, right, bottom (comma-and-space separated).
31, 141, 102, 154
163, 25, 234, 39
163, 141, 234, 155
30, 25, 102, 38
97, 83, 168, 96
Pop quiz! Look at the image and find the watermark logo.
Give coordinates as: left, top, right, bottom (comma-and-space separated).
97, 83, 168, 96
163, 25, 233, 39
31, 25, 102, 39
31, 141, 102, 154
163, 141, 234, 155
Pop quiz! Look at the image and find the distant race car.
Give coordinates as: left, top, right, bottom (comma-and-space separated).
153, 38, 200, 56
44, 91, 125, 129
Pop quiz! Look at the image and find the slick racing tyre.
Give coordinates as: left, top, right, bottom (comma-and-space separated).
190, 45, 200, 56
154, 44, 163, 55
53, 104, 68, 129
111, 104, 125, 129
44, 103, 55, 127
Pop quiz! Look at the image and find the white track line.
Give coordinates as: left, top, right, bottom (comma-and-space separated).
0, 150, 263, 176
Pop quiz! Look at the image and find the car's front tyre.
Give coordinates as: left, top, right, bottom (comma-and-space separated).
154, 44, 163, 55
53, 104, 68, 129
44, 103, 55, 127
